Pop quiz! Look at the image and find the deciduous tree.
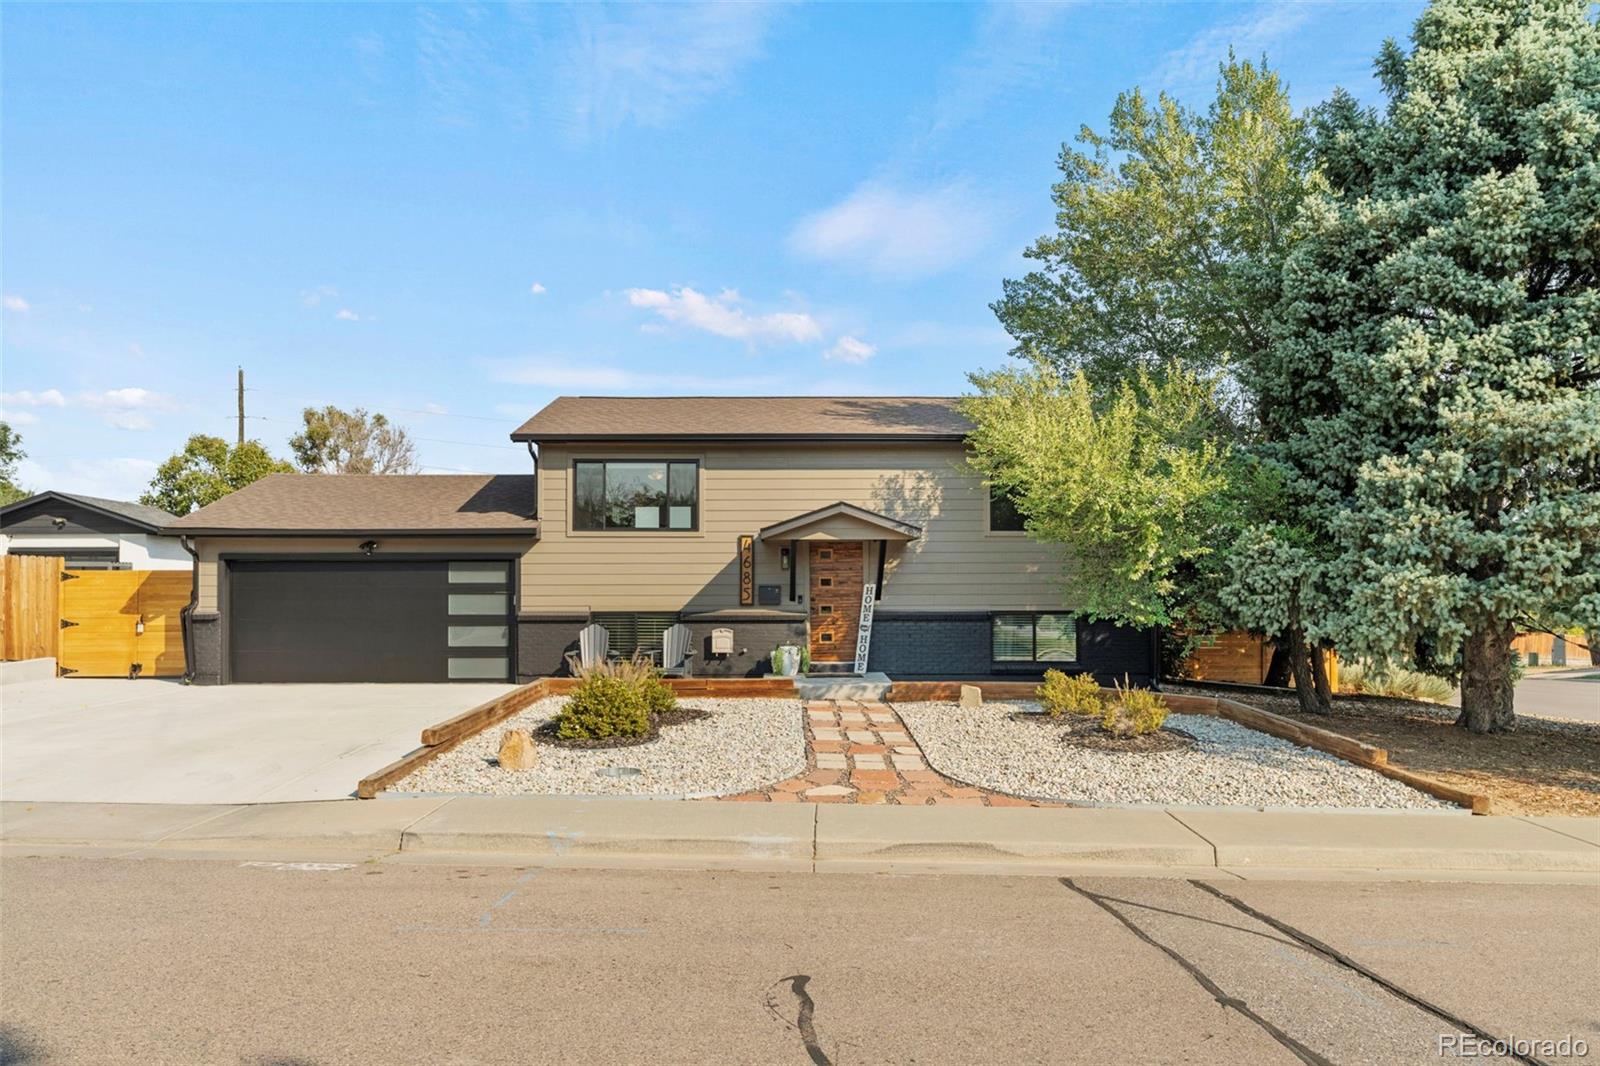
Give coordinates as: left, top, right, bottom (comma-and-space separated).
290, 406, 417, 475
0, 421, 28, 505
141, 434, 293, 515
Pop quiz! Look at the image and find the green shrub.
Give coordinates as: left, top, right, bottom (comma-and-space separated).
639, 670, 678, 715
1038, 669, 1104, 718
1100, 681, 1169, 737
555, 674, 650, 740
1340, 662, 1455, 704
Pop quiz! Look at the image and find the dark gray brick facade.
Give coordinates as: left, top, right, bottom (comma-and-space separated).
188, 611, 222, 685
517, 615, 808, 678
868, 611, 1156, 683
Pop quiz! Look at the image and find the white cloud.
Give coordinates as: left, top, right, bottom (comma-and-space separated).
529, 282, 547, 295
128, 343, 146, 358
789, 181, 996, 279
410, 3, 783, 138
489, 357, 791, 393
300, 285, 338, 308
823, 336, 876, 364
3, 295, 29, 312
1, 389, 67, 408
624, 286, 823, 345
920, 2, 1078, 141
16, 456, 158, 502
335, 308, 362, 321
551, 4, 784, 137
77, 388, 177, 431
2, 410, 38, 426
0, 387, 175, 432
1149, 2, 1317, 92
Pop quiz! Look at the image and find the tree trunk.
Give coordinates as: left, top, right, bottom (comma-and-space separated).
1285, 626, 1329, 715
1588, 629, 1600, 667
1309, 642, 1335, 713
1455, 622, 1516, 734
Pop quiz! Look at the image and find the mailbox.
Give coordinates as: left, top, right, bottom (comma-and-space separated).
710, 627, 735, 656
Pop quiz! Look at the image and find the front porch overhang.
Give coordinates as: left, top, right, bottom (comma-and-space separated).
757, 502, 921, 543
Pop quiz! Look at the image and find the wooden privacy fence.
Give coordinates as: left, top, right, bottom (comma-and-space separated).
2, 556, 189, 677
59, 569, 190, 677
2, 555, 64, 662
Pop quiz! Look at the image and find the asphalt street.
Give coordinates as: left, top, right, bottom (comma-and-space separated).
2, 857, 1595, 1065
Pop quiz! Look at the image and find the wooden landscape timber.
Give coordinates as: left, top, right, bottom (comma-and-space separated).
886, 679, 1493, 815
357, 675, 800, 799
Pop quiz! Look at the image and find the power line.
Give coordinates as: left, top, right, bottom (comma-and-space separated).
239, 414, 520, 451
237, 386, 514, 424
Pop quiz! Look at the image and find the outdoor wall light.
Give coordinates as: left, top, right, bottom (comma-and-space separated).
359, 540, 379, 555
780, 547, 790, 570
135, 615, 145, 636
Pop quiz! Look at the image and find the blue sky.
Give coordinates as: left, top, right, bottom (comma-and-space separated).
1, 0, 1422, 502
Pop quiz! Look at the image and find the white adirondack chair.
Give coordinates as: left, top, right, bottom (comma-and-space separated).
566, 622, 612, 672
660, 623, 695, 677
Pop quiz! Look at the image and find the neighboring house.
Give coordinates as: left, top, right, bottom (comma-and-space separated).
165, 396, 1157, 685
0, 491, 187, 570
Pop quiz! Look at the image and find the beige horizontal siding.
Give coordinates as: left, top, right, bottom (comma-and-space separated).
527, 443, 1076, 614
192, 535, 536, 612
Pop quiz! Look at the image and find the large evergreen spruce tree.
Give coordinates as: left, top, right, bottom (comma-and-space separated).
1263, 0, 1599, 731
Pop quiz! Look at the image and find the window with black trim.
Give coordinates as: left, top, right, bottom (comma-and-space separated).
992, 613, 1078, 662
592, 613, 680, 658
989, 486, 1027, 532
573, 460, 698, 531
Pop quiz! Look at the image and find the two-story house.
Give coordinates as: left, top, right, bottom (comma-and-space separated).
166, 396, 1157, 685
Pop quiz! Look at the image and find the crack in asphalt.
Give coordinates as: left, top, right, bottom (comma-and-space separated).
1188, 880, 1552, 1066
766, 975, 833, 1066
1061, 878, 1335, 1066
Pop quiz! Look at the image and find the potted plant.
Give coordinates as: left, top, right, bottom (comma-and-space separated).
771, 644, 802, 676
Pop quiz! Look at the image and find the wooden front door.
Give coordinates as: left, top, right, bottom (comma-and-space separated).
808, 541, 862, 662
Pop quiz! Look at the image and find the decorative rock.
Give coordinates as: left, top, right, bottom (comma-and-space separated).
497, 729, 539, 770
959, 684, 983, 708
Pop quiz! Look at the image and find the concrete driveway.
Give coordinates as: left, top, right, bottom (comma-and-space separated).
0, 678, 517, 804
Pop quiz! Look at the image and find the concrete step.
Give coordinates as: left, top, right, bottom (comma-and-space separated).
795, 673, 892, 701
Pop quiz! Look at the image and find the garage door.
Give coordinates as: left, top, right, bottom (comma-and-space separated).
228, 559, 513, 683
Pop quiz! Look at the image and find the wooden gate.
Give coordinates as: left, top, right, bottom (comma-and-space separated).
59, 570, 190, 677
2, 554, 63, 661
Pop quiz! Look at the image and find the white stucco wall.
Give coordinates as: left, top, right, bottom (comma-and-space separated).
0, 532, 193, 570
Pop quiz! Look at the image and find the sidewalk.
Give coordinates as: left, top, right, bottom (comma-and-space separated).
3, 797, 1597, 882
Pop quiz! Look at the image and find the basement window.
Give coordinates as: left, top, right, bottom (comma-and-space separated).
992, 613, 1078, 662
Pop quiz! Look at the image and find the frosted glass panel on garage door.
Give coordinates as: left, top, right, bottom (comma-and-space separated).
448, 656, 509, 679
448, 592, 508, 615
449, 625, 509, 647
449, 562, 507, 584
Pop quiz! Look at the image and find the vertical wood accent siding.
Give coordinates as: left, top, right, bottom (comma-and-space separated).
525, 442, 1076, 614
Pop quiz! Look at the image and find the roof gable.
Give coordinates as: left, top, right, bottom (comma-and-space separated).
758, 502, 922, 542
0, 491, 174, 534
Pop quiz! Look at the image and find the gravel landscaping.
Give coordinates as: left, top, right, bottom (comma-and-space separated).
393, 696, 806, 798
896, 701, 1451, 810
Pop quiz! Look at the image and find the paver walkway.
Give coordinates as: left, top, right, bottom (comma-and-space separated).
719, 700, 1056, 807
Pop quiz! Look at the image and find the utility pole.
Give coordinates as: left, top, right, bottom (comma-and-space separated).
236, 367, 245, 445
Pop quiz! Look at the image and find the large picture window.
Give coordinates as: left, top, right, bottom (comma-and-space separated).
573, 460, 698, 531
989, 486, 1027, 532
992, 613, 1078, 662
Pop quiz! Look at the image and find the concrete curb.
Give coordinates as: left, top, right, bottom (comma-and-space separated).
4, 798, 1598, 878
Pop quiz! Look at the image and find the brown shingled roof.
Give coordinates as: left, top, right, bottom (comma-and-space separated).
510, 396, 972, 442
165, 473, 538, 535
